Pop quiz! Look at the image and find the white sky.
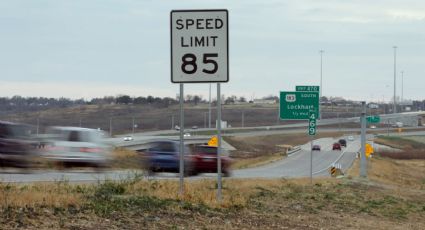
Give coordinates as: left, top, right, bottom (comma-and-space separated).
0, 0, 424, 102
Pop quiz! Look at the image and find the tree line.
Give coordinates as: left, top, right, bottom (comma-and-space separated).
1, 95, 424, 114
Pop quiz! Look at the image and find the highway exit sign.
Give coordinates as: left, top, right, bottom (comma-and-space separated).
296, 85, 320, 92
170, 9, 229, 83
280, 91, 319, 120
366, 116, 380, 123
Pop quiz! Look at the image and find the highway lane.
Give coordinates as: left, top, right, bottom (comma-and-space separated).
0, 136, 360, 183
231, 136, 359, 178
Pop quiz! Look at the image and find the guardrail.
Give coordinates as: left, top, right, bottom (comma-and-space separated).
287, 146, 301, 155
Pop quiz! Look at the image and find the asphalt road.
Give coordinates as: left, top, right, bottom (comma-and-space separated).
231, 136, 359, 178
0, 136, 360, 183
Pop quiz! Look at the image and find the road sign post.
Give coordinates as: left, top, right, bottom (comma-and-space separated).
360, 102, 367, 178
280, 88, 319, 185
308, 110, 317, 184
171, 9, 228, 202
179, 84, 185, 195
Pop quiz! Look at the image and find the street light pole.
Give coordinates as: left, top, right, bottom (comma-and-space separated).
401, 70, 404, 110
319, 50, 324, 120
393, 46, 397, 114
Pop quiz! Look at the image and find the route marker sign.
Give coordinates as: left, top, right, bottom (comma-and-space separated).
366, 115, 380, 123
208, 136, 218, 147
280, 91, 319, 120
308, 110, 317, 135
296, 85, 320, 92
170, 9, 229, 83
365, 143, 374, 157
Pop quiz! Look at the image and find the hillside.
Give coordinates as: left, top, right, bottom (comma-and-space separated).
1, 102, 365, 135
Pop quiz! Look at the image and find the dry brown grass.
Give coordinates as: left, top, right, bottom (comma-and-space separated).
1, 173, 424, 229
0, 182, 83, 208
231, 152, 285, 169
347, 157, 425, 191
110, 147, 141, 169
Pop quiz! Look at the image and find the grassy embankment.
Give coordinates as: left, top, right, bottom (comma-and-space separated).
1, 156, 425, 229
374, 135, 425, 159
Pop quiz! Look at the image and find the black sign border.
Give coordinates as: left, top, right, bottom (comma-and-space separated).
170, 9, 229, 83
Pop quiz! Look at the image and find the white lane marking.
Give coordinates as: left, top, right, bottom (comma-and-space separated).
312, 139, 360, 175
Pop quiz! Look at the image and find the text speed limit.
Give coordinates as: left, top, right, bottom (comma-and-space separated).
171, 9, 228, 83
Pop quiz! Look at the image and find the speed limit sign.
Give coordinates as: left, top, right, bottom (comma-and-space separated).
170, 9, 228, 83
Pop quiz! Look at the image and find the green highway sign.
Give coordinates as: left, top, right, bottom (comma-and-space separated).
280, 91, 319, 120
296, 85, 320, 92
366, 115, 380, 123
308, 111, 317, 135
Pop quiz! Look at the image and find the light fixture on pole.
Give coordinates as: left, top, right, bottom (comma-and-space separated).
393, 46, 397, 114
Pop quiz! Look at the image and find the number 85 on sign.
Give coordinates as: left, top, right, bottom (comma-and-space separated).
308, 112, 316, 136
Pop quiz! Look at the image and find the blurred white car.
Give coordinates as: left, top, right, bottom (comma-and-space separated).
348, 136, 354, 141
123, 136, 133, 141
184, 133, 191, 137
43, 127, 111, 167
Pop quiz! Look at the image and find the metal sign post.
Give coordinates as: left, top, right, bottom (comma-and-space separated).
217, 83, 222, 202
280, 87, 320, 185
308, 110, 317, 184
179, 84, 185, 195
360, 101, 367, 177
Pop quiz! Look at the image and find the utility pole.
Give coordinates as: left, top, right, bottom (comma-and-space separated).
401, 70, 404, 111
319, 50, 324, 120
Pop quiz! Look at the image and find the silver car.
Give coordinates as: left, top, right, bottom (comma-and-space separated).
43, 127, 111, 167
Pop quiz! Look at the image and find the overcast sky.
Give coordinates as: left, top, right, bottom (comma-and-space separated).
0, 0, 424, 102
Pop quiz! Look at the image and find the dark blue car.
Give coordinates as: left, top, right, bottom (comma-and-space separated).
145, 140, 195, 176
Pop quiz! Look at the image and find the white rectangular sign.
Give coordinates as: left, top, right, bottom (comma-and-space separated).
170, 9, 229, 83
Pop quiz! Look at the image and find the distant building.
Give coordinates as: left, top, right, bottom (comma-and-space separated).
368, 103, 379, 109
253, 99, 276, 104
